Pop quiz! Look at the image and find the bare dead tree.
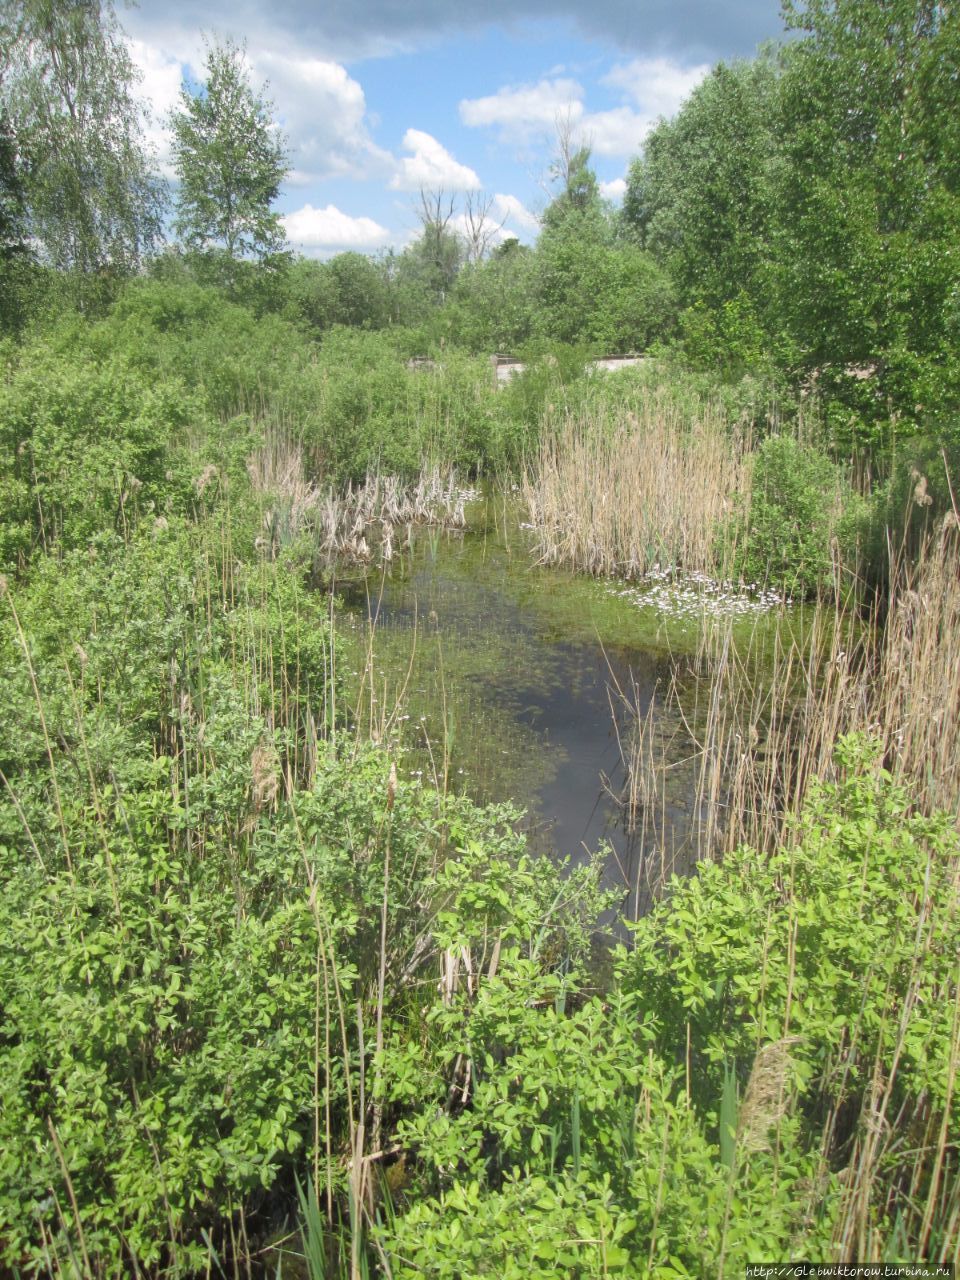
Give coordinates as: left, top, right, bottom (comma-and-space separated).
461, 191, 506, 264
418, 186, 456, 234
550, 107, 583, 190
538, 107, 595, 206
415, 187, 462, 301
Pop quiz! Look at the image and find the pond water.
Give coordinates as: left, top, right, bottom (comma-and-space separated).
337, 495, 794, 916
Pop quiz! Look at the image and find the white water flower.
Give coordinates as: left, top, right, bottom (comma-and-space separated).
608, 570, 788, 621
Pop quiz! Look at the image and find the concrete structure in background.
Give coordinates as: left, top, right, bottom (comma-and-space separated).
406, 354, 650, 385
491, 353, 647, 385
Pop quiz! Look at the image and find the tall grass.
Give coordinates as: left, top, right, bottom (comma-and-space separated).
874, 512, 960, 821
612, 506, 960, 899
522, 390, 751, 580
247, 430, 472, 566
607, 511, 960, 1266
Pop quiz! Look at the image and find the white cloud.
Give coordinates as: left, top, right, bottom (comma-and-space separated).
579, 107, 651, 157
458, 58, 710, 164
127, 38, 188, 180
601, 56, 710, 121
599, 177, 627, 201
459, 78, 584, 140
575, 58, 710, 159
251, 51, 394, 182
389, 129, 480, 192
281, 203, 392, 252
491, 192, 540, 234
127, 34, 393, 188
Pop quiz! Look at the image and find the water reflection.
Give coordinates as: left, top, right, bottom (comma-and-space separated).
338, 501, 710, 917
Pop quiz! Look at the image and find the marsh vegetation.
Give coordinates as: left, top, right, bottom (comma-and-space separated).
1, 0, 959, 1274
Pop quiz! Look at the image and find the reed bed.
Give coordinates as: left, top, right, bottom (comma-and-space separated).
606, 513, 960, 1265
248, 434, 474, 565
522, 390, 751, 580
612, 507, 960, 893
874, 513, 960, 821
601, 604, 860, 911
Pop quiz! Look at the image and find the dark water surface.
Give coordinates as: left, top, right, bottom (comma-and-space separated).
337, 494, 819, 916
337, 497, 797, 913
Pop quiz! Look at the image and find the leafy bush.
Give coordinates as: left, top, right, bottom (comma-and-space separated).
93, 278, 310, 419
445, 242, 539, 353
377, 738, 959, 1274
0, 734, 558, 1274
498, 342, 590, 435
535, 235, 676, 352
0, 779, 320, 1273
0, 340, 200, 565
0, 517, 334, 809
678, 293, 770, 379
294, 328, 501, 481
857, 414, 960, 584
734, 435, 851, 595
621, 734, 960, 1112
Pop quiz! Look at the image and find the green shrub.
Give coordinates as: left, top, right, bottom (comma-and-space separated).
378, 738, 959, 1274
734, 435, 846, 595
678, 293, 770, 380
445, 242, 539, 353
0, 341, 200, 565
621, 734, 960, 1103
0, 709, 569, 1276
0, 781, 321, 1273
535, 237, 676, 352
297, 328, 500, 481
94, 278, 311, 419
0, 515, 334, 842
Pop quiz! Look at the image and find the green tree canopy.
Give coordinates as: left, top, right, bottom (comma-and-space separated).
621, 3, 960, 420
399, 189, 465, 310
172, 39, 288, 261
533, 129, 674, 351
0, 111, 28, 262
776, 0, 960, 416
624, 54, 781, 319
0, 0, 164, 276
446, 239, 538, 351
535, 232, 676, 351
541, 115, 603, 234
327, 251, 392, 328
0, 109, 32, 330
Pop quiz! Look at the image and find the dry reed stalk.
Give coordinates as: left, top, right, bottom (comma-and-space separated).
47, 1116, 93, 1278
610, 506, 960, 912
605, 600, 866, 890
737, 1037, 802, 1155
655, 524, 960, 1258
602, 659, 683, 912
874, 515, 960, 822
247, 435, 321, 531
522, 391, 750, 581
249, 739, 280, 817
248, 430, 470, 566
686, 599, 870, 859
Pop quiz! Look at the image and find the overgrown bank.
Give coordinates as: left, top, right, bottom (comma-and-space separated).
2, 0, 960, 1267
0, 276, 958, 1276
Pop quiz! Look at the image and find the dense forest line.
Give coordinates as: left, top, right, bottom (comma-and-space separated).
1, 0, 959, 1275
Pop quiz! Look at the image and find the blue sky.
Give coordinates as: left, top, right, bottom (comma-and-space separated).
123, 0, 786, 256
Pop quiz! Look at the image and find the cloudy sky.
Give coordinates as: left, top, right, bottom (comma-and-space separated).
123, 0, 785, 256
